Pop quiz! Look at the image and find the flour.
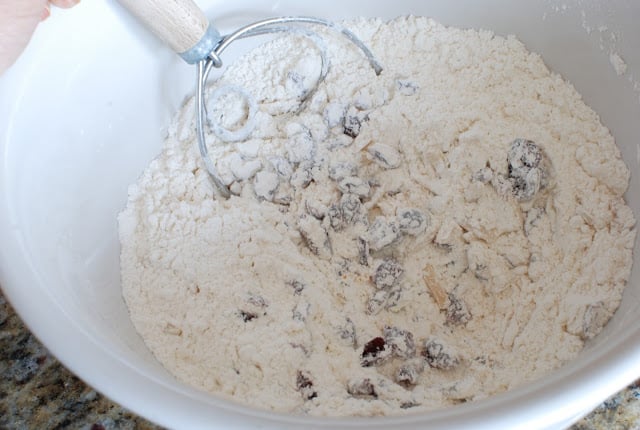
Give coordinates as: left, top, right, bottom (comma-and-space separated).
118, 16, 636, 416
610, 52, 627, 76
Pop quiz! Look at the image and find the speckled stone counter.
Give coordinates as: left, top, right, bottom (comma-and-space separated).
1, 290, 638, 429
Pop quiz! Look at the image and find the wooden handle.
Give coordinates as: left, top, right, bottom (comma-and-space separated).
118, 0, 210, 56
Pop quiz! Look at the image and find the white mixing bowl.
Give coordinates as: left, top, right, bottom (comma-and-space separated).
1, 1, 639, 428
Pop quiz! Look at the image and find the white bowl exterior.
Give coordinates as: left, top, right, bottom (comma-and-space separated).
0, 1, 639, 429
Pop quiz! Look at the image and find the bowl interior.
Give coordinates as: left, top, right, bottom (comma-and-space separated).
1, 1, 639, 429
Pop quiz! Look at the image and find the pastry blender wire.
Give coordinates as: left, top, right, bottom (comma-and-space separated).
118, 0, 383, 197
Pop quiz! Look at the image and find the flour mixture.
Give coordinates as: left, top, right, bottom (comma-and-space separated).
118, 16, 636, 416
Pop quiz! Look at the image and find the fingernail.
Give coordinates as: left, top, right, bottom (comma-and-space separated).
50, 0, 81, 8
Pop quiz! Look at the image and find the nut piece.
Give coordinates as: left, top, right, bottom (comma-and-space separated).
423, 264, 447, 309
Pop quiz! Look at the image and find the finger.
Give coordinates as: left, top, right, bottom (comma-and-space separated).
41, 4, 51, 21
49, 0, 80, 9
0, 0, 49, 73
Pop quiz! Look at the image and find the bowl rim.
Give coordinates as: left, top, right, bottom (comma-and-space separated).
2, 245, 639, 429
1, 1, 640, 428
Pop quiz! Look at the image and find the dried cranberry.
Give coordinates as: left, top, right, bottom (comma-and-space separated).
361, 336, 389, 367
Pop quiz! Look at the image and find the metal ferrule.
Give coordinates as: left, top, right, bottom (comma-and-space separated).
179, 24, 222, 64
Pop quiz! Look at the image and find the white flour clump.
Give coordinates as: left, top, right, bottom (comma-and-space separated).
119, 16, 636, 416
609, 52, 627, 76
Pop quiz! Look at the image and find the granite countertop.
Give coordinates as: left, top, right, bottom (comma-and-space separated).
1, 290, 639, 429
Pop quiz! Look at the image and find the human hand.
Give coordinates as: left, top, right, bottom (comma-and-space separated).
0, 0, 79, 74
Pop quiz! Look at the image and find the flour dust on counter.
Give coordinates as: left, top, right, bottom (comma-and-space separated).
118, 16, 636, 416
